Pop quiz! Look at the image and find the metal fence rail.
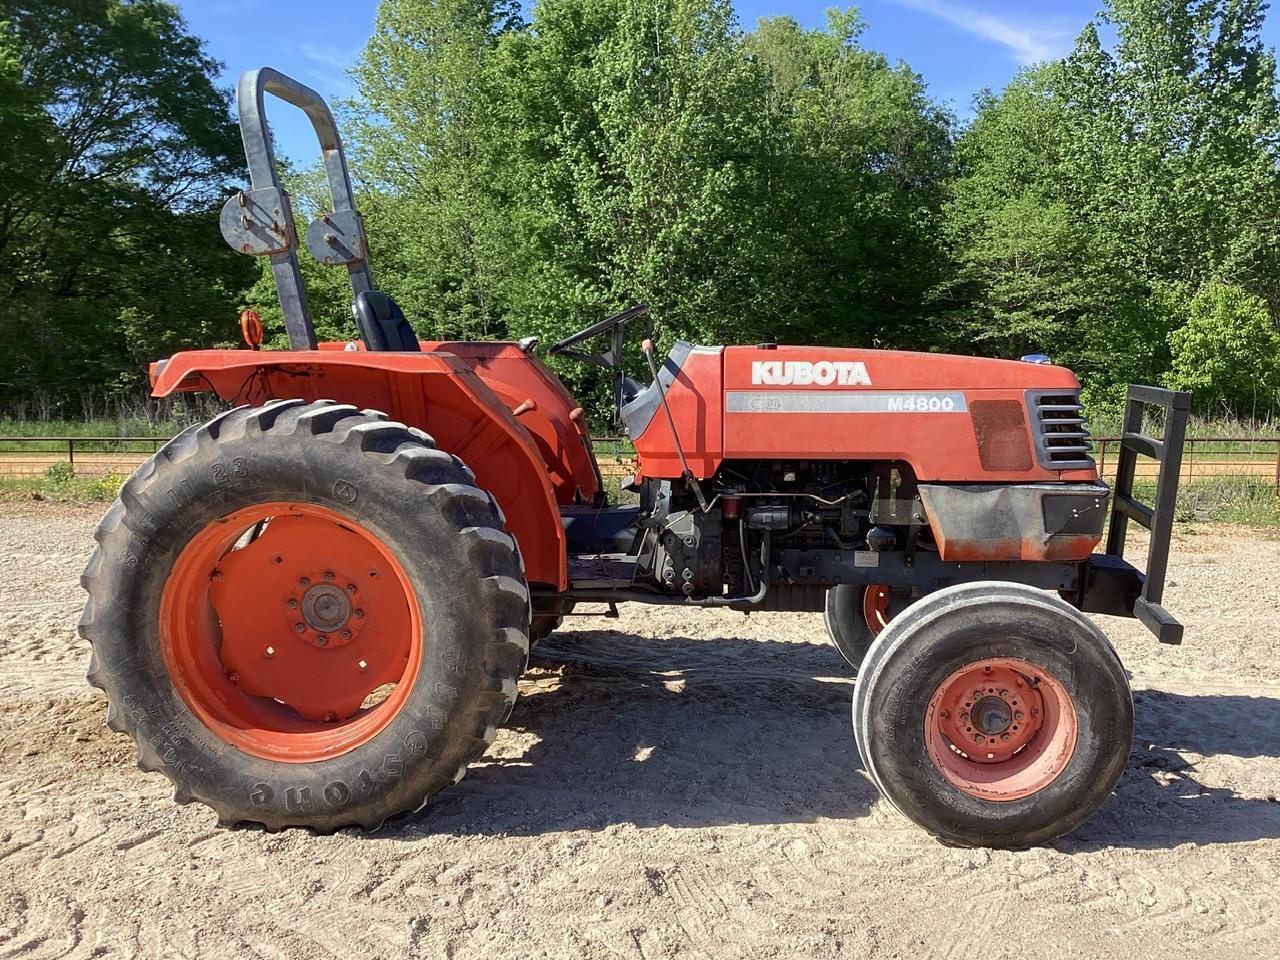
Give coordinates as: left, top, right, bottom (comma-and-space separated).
0, 434, 1277, 489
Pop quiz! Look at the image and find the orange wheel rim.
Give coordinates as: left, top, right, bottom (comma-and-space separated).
924, 657, 1077, 801
159, 502, 422, 763
863, 584, 892, 635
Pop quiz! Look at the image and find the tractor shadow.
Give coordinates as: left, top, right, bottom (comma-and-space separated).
385, 629, 1280, 848
404, 628, 879, 836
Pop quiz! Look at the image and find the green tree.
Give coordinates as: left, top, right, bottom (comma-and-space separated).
942, 0, 1280, 413
348, 0, 523, 340
1166, 282, 1280, 416
0, 0, 252, 416
745, 9, 953, 347
344, 2, 952, 420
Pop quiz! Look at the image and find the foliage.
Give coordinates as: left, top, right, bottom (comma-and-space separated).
940, 0, 1280, 418
4, 0, 1280, 428
337, 0, 952, 419
1166, 283, 1280, 416
0, 1, 254, 417
0, 469, 126, 502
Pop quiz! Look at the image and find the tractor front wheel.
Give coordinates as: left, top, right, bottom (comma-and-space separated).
80, 400, 530, 831
823, 583, 907, 673
852, 582, 1132, 848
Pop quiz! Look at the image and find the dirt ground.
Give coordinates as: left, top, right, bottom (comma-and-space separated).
1, 503, 1278, 959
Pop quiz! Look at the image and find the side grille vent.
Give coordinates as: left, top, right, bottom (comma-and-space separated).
1026, 390, 1094, 470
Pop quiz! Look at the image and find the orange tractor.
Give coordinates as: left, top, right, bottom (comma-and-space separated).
81, 70, 1191, 847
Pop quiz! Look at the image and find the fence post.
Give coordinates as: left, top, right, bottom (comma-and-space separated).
1274, 440, 1279, 496
68, 437, 75, 476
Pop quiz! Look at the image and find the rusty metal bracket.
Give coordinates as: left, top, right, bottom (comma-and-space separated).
220, 188, 294, 256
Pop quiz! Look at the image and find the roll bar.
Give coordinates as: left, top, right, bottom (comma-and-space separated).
218, 67, 373, 350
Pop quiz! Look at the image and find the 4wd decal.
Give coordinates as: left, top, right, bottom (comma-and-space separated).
751, 360, 872, 386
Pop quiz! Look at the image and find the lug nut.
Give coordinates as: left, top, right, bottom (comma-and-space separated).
324, 571, 334, 581
299, 577, 310, 587
316, 636, 328, 646
346, 583, 357, 594
287, 598, 298, 609
294, 623, 305, 633
341, 630, 351, 641
354, 609, 364, 619
1015, 711, 1024, 721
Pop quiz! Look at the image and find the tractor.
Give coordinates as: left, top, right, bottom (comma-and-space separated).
80, 69, 1191, 848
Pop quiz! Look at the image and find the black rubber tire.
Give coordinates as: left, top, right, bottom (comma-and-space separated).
79, 399, 531, 831
823, 584, 908, 673
530, 597, 575, 646
852, 582, 1132, 849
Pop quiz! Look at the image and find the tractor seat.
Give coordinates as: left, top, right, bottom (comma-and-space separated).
353, 290, 421, 352
619, 377, 645, 405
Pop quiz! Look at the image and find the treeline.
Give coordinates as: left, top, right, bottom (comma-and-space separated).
4, 0, 1280, 425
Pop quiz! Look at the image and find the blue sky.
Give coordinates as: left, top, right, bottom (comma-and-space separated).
178, 0, 1280, 166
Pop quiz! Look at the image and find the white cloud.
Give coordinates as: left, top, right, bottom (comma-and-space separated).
299, 43, 359, 72
892, 0, 1076, 65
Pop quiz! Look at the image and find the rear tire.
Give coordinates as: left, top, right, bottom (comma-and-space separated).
852, 582, 1132, 848
530, 597, 575, 646
80, 400, 530, 831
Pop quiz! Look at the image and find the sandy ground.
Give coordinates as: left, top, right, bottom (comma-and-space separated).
0, 503, 1278, 959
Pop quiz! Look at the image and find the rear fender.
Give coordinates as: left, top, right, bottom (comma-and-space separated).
152, 349, 566, 589
422, 342, 601, 504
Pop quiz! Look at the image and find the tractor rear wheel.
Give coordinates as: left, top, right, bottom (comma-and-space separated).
852, 582, 1132, 848
823, 583, 906, 672
80, 400, 530, 831
530, 597, 575, 646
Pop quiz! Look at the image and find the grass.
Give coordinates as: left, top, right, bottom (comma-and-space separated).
1155, 475, 1280, 526
1086, 411, 1280, 439
0, 464, 126, 503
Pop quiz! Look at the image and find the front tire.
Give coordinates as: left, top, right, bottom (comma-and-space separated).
853, 582, 1132, 848
80, 400, 530, 831
824, 583, 907, 672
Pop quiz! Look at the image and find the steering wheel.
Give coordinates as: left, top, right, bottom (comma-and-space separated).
547, 304, 649, 369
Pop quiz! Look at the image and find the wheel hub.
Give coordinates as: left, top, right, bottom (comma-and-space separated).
924, 657, 1078, 802
970, 695, 1012, 736
294, 576, 360, 647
